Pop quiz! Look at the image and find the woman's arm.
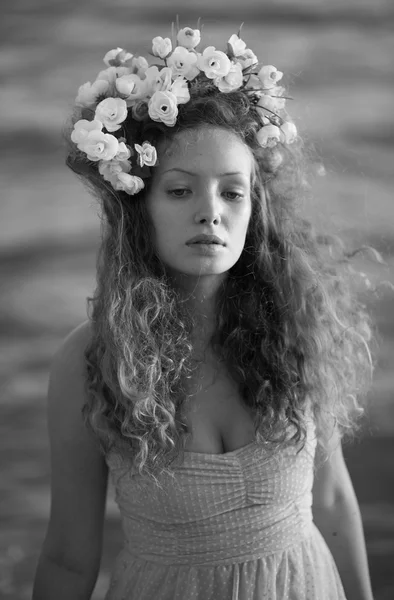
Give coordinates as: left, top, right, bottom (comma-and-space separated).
33, 321, 109, 600
312, 428, 374, 600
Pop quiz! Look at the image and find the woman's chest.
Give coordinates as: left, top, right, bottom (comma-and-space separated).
180, 358, 256, 454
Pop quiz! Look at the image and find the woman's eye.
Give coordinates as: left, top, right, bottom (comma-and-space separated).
168, 188, 190, 198
166, 189, 243, 200
224, 191, 243, 200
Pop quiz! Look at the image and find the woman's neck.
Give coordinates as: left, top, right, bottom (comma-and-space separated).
170, 271, 225, 324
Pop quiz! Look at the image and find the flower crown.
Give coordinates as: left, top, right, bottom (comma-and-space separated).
70, 22, 298, 196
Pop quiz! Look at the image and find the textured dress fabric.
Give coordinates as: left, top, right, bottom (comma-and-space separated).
104, 421, 346, 600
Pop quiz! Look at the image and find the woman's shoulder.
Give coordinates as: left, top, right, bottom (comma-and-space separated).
62, 319, 93, 350
54, 320, 92, 365
49, 320, 93, 395
46, 320, 100, 456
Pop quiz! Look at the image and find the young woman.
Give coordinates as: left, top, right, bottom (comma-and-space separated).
33, 24, 376, 600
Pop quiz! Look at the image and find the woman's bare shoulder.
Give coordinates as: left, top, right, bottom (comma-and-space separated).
54, 319, 93, 365
48, 319, 94, 438
49, 320, 94, 385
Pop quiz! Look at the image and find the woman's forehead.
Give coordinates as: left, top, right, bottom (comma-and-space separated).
156, 127, 254, 175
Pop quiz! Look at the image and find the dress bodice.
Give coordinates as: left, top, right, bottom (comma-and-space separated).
105, 422, 317, 567
104, 419, 346, 600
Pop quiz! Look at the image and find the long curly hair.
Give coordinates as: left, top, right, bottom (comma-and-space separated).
66, 83, 377, 489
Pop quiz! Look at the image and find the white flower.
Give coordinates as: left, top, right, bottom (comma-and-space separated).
79, 130, 119, 161
244, 74, 260, 89
115, 141, 132, 161
170, 77, 190, 104
96, 66, 130, 86
95, 97, 128, 132
267, 84, 286, 100
215, 61, 243, 93
113, 172, 145, 195
280, 121, 297, 144
115, 74, 147, 105
144, 66, 172, 95
257, 93, 286, 116
256, 125, 281, 148
75, 79, 109, 107
234, 48, 258, 70
103, 47, 133, 67
98, 158, 131, 183
103, 47, 123, 66
197, 46, 231, 79
71, 119, 103, 149
129, 56, 149, 78
258, 65, 283, 89
265, 149, 284, 171
227, 34, 247, 57
152, 36, 172, 59
167, 47, 199, 80
148, 90, 178, 126
131, 101, 149, 121
177, 27, 201, 49
134, 141, 157, 167
156, 67, 173, 91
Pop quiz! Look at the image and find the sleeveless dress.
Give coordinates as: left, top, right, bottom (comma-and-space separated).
103, 420, 346, 600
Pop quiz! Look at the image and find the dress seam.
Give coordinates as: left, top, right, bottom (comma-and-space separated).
121, 527, 315, 568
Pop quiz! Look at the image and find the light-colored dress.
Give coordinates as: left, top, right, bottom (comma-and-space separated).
104, 421, 346, 600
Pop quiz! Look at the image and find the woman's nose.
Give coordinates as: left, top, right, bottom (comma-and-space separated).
196, 212, 221, 225
194, 189, 222, 225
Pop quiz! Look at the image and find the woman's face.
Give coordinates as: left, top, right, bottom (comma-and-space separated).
145, 127, 254, 281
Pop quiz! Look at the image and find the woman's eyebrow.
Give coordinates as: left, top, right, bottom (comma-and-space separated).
161, 168, 247, 177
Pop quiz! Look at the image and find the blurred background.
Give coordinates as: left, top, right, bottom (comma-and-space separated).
1, 0, 394, 598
